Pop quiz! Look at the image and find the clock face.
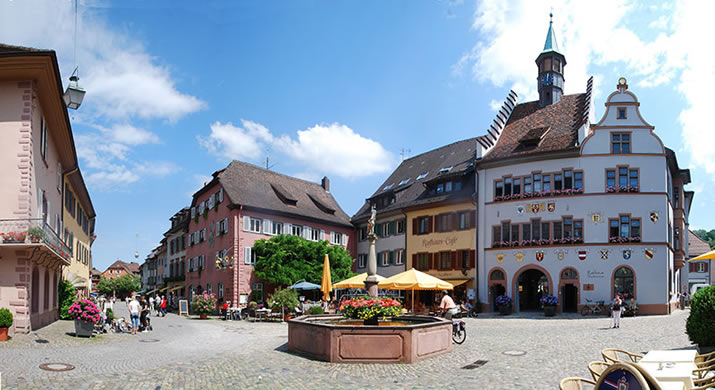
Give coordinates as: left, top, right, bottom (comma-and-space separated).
541, 73, 553, 86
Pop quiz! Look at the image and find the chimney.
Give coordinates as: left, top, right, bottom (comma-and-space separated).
321, 176, 330, 192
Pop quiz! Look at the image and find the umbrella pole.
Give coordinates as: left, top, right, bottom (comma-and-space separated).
412, 289, 414, 313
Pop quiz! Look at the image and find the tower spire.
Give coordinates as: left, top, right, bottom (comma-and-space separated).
542, 11, 560, 53
536, 12, 566, 107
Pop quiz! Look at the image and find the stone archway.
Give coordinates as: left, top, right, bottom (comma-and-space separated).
516, 268, 549, 311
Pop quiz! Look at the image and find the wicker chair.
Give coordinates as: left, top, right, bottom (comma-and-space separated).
692, 361, 715, 380
559, 377, 596, 390
696, 351, 715, 365
601, 348, 643, 363
587, 361, 610, 381
693, 376, 715, 389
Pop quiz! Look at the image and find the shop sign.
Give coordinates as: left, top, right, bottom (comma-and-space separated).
587, 270, 605, 279
421, 236, 458, 248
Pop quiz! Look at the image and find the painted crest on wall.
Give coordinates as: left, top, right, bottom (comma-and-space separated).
578, 250, 588, 261
547, 202, 555, 212
554, 249, 568, 261
644, 248, 655, 260
599, 249, 609, 260
516, 205, 525, 215
649, 211, 659, 223
536, 251, 544, 262
531, 203, 541, 213
496, 254, 504, 263
622, 249, 632, 260
515, 252, 524, 263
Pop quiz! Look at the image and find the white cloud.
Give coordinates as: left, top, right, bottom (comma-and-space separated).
460, 0, 715, 173
0, 0, 205, 121
199, 120, 394, 179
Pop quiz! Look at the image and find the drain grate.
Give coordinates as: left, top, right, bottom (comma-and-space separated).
502, 350, 527, 356
39, 363, 75, 372
35, 339, 49, 344
139, 339, 160, 343
461, 360, 488, 369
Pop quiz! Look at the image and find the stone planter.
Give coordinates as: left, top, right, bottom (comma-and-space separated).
363, 316, 379, 326
544, 305, 557, 317
0, 327, 8, 341
74, 319, 94, 337
199, 314, 207, 320
498, 305, 511, 315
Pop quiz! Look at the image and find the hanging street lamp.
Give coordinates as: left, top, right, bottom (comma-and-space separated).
63, 67, 85, 110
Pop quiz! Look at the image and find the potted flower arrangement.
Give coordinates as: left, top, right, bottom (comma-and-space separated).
191, 292, 218, 319
1, 231, 26, 243
67, 299, 100, 337
269, 288, 299, 321
495, 294, 512, 315
540, 295, 559, 317
27, 226, 45, 243
339, 296, 402, 325
0, 308, 13, 341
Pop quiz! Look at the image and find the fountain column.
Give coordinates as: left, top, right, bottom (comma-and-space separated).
364, 205, 378, 297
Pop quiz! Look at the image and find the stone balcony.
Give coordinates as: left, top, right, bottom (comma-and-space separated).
0, 218, 72, 265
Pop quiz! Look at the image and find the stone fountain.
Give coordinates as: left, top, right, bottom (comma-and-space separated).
287, 205, 452, 363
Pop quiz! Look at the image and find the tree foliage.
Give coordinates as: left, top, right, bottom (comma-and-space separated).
95, 275, 141, 298
686, 286, 715, 346
253, 234, 355, 287
58, 279, 77, 320
693, 229, 715, 249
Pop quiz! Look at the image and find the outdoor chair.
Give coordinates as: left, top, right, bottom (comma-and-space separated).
601, 348, 643, 363
697, 352, 715, 366
558, 377, 596, 390
587, 361, 611, 381
693, 375, 715, 389
693, 362, 715, 380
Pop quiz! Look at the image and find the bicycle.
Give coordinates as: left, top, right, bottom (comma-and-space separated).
452, 319, 466, 344
581, 299, 606, 316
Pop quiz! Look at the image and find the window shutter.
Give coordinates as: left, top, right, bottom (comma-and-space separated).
375, 223, 382, 238
263, 219, 271, 234
689, 262, 695, 272
428, 216, 433, 233
451, 251, 457, 270
390, 221, 396, 235
412, 218, 418, 235
303, 226, 311, 240
469, 250, 476, 268
191, 207, 195, 219
412, 254, 417, 269
243, 216, 250, 231
244, 247, 251, 264
219, 188, 224, 203
470, 212, 476, 229
342, 233, 347, 246
320, 229, 325, 241
450, 213, 457, 231
705, 263, 709, 273
429, 253, 436, 270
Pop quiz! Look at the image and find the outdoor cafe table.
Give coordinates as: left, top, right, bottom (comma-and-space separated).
639, 350, 697, 389
254, 308, 271, 322
640, 350, 697, 363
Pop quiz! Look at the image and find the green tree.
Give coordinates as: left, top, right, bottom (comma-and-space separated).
693, 229, 715, 249
114, 274, 141, 297
95, 277, 115, 297
57, 280, 77, 320
253, 234, 355, 287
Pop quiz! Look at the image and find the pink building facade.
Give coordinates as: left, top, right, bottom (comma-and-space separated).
184, 161, 355, 306
0, 45, 80, 335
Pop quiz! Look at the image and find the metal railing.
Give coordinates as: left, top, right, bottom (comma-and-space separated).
0, 218, 72, 263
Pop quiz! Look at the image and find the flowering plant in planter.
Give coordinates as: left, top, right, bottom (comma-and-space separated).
495, 294, 512, 307
339, 296, 402, 320
540, 295, 559, 306
1, 231, 26, 242
192, 293, 218, 316
67, 299, 101, 324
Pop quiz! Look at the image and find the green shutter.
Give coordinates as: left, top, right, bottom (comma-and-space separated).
389, 251, 395, 265
389, 221, 396, 235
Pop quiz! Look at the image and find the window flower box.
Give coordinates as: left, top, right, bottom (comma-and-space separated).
1, 231, 27, 243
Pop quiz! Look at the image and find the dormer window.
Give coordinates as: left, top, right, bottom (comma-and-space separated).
398, 178, 409, 186
617, 107, 627, 119
416, 172, 428, 181
383, 183, 394, 191
439, 166, 452, 174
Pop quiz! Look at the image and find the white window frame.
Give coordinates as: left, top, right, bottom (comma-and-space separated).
40, 118, 48, 159
218, 282, 224, 298
272, 221, 283, 235
394, 249, 404, 265
357, 254, 367, 268
696, 263, 706, 273
292, 225, 303, 237
244, 247, 256, 265
311, 228, 321, 241
380, 252, 390, 267
250, 217, 262, 233
206, 283, 212, 295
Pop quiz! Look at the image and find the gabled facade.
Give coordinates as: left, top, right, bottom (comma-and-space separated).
185, 160, 355, 306
685, 231, 711, 289
475, 22, 691, 315
0, 44, 82, 335
61, 169, 95, 297
163, 208, 189, 298
102, 260, 140, 280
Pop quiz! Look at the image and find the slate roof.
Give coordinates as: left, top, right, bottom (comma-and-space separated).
688, 230, 712, 258
480, 93, 587, 163
352, 138, 477, 222
215, 160, 352, 228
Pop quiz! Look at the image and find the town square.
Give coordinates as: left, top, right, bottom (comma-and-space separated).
0, 1, 714, 389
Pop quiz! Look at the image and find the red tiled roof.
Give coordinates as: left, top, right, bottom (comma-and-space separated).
480, 93, 587, 162
105, 260, 141, 275
688, 230, 712, 258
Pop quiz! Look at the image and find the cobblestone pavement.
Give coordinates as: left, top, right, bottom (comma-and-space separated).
0, 306, 695, 389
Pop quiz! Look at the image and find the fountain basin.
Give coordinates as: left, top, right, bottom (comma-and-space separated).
287, 314, 452, 363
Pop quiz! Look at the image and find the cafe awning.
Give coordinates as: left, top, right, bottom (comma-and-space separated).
168, 286, 183, 293
443, 279, 470, 287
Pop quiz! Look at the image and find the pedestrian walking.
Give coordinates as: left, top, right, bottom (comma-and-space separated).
140, 296, 149, 332
128, 295, 141, 335
155, 295, 161, 314
160, 295, 167, 316
149, 295, 155, 316
611, 295, 623, 329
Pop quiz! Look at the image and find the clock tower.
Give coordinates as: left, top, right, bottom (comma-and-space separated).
536, 13, 566, 107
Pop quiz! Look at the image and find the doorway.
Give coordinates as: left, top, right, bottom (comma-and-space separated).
517, 269, 548, 311
562, 283, 578, 312
490, 284, 506, 312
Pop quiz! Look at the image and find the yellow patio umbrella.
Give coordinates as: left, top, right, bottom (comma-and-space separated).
320, 253, 332, 302
378, 269, 453, 312
333, 273, 385, 289
688, 249, 715, 261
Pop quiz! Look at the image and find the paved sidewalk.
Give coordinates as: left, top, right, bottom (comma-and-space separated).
0, 307, 695, 389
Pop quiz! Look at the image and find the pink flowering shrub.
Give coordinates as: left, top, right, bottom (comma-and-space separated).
339, 296, 402, 320
67, 299, 101, 324
191, 293, 217, 316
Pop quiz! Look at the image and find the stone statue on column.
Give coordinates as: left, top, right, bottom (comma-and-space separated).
364, 204, 379, 297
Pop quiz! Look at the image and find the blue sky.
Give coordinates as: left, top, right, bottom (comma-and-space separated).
1, 1, 713, 271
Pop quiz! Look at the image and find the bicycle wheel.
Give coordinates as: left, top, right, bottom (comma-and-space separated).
452, 329, 466, 344
580, 306, 590, 316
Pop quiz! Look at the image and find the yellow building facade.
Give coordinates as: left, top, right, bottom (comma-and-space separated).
405, 200, 476, 300
62, 170, 95, 297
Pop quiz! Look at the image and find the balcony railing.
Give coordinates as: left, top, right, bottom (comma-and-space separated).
0, 218, 72, 263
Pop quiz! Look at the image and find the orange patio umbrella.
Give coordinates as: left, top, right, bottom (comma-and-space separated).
320, 253, 332, 301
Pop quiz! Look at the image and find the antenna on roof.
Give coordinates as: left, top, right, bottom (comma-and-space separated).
263, 148, 277, 170
400, 148, 411, 161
